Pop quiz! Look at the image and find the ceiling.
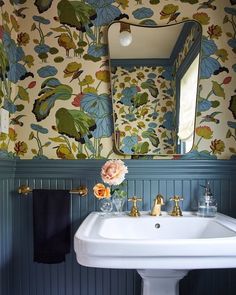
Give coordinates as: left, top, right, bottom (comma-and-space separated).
108, 22, 184, 59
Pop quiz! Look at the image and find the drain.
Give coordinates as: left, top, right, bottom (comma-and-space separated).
155, 223, 160, 229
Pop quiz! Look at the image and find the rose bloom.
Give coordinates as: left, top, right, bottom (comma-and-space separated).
93, 183, 111, 199
101, 160, 128, 186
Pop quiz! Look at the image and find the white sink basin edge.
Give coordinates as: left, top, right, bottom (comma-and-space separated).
74, 211, 236, 270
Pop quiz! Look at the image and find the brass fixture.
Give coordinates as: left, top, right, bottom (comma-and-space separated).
170, 195, 183, 217
18, 185, 32, 196
150, 194, 165, 216
128, 197, 142, 217
18, 184, 88, 197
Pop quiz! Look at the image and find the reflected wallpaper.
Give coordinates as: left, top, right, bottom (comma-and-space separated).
0, 0, 235, 159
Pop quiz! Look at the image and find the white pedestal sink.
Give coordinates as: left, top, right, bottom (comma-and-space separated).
74, 212, 236, 295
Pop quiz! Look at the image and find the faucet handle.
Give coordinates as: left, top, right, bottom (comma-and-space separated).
169, 195, 183, 217
170, 195, 183, 202
128, 197, 142, 217
128, 197, 142, 203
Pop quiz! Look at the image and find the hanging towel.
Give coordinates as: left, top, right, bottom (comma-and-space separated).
33, 189, 71, 264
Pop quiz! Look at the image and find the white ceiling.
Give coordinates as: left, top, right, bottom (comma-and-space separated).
108, 22, 184, 59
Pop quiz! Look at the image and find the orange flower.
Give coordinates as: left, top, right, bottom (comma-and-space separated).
93, 183, 111, 199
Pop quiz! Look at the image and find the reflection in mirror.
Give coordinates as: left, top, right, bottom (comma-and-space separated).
108, 20, 202, 156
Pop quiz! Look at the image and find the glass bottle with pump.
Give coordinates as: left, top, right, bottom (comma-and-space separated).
198, 182, 217, 217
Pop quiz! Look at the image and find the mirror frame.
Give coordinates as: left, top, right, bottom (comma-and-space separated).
108, 20, 202, 157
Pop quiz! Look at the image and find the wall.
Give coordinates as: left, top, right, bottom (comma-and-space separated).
1, 159, 236, 295
112, 65, 176, 154
0, 0, 235, 160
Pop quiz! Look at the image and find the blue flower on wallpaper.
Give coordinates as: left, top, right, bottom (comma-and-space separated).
161, 111, 175, 130
161, 66, 173, 81
32, 15, 51, 25
227, 121, 236, 129
201, 37, 217, 56
87, 44, 108, 57
180, 150, 217, 160
81, 93, 112, 138
4, 100, 17, 114
228, 38, 236, 51
233, 64, 236, 72
200, 36, 220, 79
86, 0, 122, 26
197, 99, 212, 112
200, 57, 220, 79
120, 86, 137, 106
92, 116, 113, 138
147, 73, 157, 79
125, 113, 136, 121
2, 32, 26, 83
148, 122, 157, 128
121, 136, 138, 154
34, 44, 50, 54
132, 8, 154, 20
31, 124, 49, 134
37, 66, 58, 78
166, 87, 174, 97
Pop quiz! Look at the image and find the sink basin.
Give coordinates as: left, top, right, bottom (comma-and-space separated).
74, 212, 236, 295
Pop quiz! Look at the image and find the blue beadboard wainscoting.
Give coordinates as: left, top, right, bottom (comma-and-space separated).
1, 159, 236, 295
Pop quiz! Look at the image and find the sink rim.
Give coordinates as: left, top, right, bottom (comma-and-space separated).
74, 211, 236, 269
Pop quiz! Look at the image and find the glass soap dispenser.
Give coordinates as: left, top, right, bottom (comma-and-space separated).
198, 182, 217, 217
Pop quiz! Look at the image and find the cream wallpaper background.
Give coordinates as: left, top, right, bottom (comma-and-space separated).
0, 0, 235, 160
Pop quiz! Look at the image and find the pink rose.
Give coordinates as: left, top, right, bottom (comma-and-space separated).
101, 160, 128, 186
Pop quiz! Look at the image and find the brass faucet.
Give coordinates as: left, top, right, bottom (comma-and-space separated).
150, 194, 165, 216
128, 197, 142, 217
170, 195, 183, 217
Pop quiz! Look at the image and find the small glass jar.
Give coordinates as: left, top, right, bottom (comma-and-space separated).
99, 198, 113, 215
112, 192, 125, 215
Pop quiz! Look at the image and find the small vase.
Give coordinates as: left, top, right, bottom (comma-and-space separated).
112, 193, 125, 215
99, 198, 113, 215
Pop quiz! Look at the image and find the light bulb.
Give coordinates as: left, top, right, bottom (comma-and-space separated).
119, 31, 132, 47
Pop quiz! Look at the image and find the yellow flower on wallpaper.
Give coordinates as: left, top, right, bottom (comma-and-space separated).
196, 126, 213, 139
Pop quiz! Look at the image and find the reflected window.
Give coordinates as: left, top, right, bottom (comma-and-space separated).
178, 54, 199, 153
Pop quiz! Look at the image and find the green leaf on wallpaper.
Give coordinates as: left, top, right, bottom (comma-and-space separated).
34, 0, 53, 13
83, 54, 101, 62
141, 80, 159, 98
23, 55, 34, 68
0, 89, 4, 98
33, 78, 73, 121
77, 153, 87, 159
229, 147, 236, 154
226, 130, 232, 138
17, 86, 29, 102
56, 108, 96, 142
57, 0, 96, 30
49, 136, 66, 143
132, 92, 148, 108
229, 95, 236, 119
16, 104, 24, 112
72, 142, 77, 153
77, 41, 87, 47
133, 142, 149, 154
51, 27, 68, 33
211, 101, 220, 108
83, 87, 97, 94
142, 130, 160, 148
212, 81, 225, 99
84, 137, 96, 154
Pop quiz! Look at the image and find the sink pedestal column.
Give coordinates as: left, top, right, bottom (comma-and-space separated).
137, 269, 188, 295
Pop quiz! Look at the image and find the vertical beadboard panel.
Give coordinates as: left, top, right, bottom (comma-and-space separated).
0, 161, 15, 295
1, 160, 236, 295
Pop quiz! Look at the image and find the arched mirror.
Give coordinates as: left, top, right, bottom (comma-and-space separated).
108, 20, 202, 155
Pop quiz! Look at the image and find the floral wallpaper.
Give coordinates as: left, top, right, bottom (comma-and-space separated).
111, 65, 176, 155
0, 0, 235, 160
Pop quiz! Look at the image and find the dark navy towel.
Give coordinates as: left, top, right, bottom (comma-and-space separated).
33, 189, 71, 264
